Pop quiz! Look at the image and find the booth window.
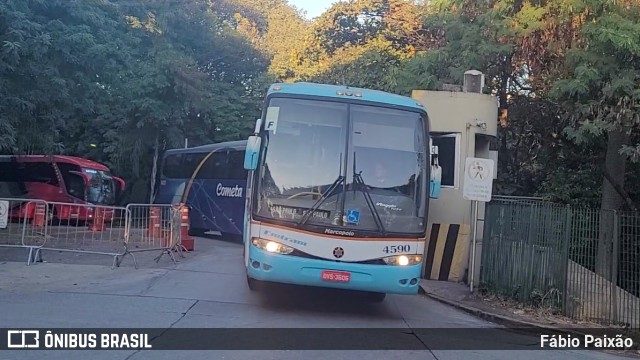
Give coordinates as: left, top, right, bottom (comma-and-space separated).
431, 133, 460, 187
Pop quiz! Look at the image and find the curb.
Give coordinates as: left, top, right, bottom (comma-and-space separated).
417, 285, 550, 330
418, 285, 640, 357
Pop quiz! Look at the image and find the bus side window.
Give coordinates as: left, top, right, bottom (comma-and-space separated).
183, 153, 206, 178
198, 152, 226, 179
21, 162, 59, 185
0, 161, 27, 197
57, 163, 85, 199
67, 173, 86, 199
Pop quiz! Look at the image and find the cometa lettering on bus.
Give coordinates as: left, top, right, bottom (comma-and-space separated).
216, 183, 243, 198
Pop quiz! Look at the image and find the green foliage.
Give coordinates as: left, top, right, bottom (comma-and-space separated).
2, 0, 639, 207
385, 1, 517, 95
211, 0, 309, 81
0, 0, 268, 203
284, 0, 425, 83
384, 50, 451, 95
536, 166, 604, 207
310, 38, 404, 90
383, 0, 640, 206
551, 0, 640, 161
309, 0, 392, 56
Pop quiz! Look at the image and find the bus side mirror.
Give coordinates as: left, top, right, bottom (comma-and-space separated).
69, 171, 86, 182
113, 176, 125, 202
254, 118, 263, 134
244, 135, 261, 170
114, 176, 126, 191
430, 145, 441, 199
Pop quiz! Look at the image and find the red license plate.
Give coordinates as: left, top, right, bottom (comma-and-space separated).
321, 270, 351, 283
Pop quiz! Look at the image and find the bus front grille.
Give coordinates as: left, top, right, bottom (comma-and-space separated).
289, 249, 386, 265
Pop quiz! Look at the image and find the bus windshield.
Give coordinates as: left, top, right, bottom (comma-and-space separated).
254, 97, 428, 236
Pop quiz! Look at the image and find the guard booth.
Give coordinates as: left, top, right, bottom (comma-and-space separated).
412, 70, 499, 287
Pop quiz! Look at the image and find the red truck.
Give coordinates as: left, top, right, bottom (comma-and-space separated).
0, 155, 125, 222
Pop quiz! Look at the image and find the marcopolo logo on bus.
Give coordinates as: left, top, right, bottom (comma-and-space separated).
216, 183, 243, 198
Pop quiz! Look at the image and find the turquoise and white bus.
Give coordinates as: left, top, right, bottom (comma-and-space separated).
242, 82, 441, 302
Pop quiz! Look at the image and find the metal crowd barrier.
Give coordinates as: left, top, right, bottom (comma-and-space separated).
0, 198, 187, 269
0, 198, 48, 263
29, 201, 128, 268
123, 203, 186, 269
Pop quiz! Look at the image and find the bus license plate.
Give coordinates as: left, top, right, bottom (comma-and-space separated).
321, 270, 351, 283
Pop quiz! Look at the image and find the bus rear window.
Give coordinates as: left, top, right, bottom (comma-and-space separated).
162, 154, 185, 178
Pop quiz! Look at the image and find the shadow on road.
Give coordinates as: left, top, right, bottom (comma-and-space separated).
249, 280, 404, 319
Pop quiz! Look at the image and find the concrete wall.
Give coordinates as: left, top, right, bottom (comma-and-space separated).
567, 260, 640, 328
412, 90, 499, 284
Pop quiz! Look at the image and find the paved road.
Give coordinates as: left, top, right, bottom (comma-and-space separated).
0, 237, 630, 360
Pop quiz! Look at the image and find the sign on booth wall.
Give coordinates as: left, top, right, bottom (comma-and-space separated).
462, 157, 494, 202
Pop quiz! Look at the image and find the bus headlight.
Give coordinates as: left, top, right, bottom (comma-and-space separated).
383, 255, 422, 266
251, 238, 294, 255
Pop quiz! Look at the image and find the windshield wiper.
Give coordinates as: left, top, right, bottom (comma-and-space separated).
298, 154, 345, 226
352, 152, 386, 236
297, 175, 344, 226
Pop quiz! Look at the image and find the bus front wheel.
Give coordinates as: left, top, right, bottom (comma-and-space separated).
247, 275, 261, 291
366, 292, 386, 303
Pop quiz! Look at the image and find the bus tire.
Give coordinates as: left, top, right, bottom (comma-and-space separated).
247, 275, 261, 291
367, 292, 386, 303
222, 232, 243, 243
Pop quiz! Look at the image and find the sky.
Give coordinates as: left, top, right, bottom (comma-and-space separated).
288, 0, 341, 19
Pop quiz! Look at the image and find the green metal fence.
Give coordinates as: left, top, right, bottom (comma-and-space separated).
481, 199, 640, 328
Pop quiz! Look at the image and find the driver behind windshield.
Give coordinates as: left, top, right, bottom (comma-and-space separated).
365, 161, 393, 190
372, 162, 387, 188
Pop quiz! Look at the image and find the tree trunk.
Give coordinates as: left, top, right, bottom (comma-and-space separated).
596, 129, 629, 279
149, 136, 159, 204
498, 56, 512, 179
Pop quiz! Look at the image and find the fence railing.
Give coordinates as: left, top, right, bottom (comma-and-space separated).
481, 199, 640, 328
0, 198, 187, 269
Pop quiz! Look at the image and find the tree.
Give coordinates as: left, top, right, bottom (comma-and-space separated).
101, 0, 268, 203
210, 0, 309, 81
0, 0, 271, 204
551, 0, 640, 279
286, 0, 426, 84
0, 0, 132, 154
4, 0, 638, 215
552, 0, 640, 211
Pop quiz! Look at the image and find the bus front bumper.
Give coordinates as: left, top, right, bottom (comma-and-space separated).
247, 247, 422, 295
